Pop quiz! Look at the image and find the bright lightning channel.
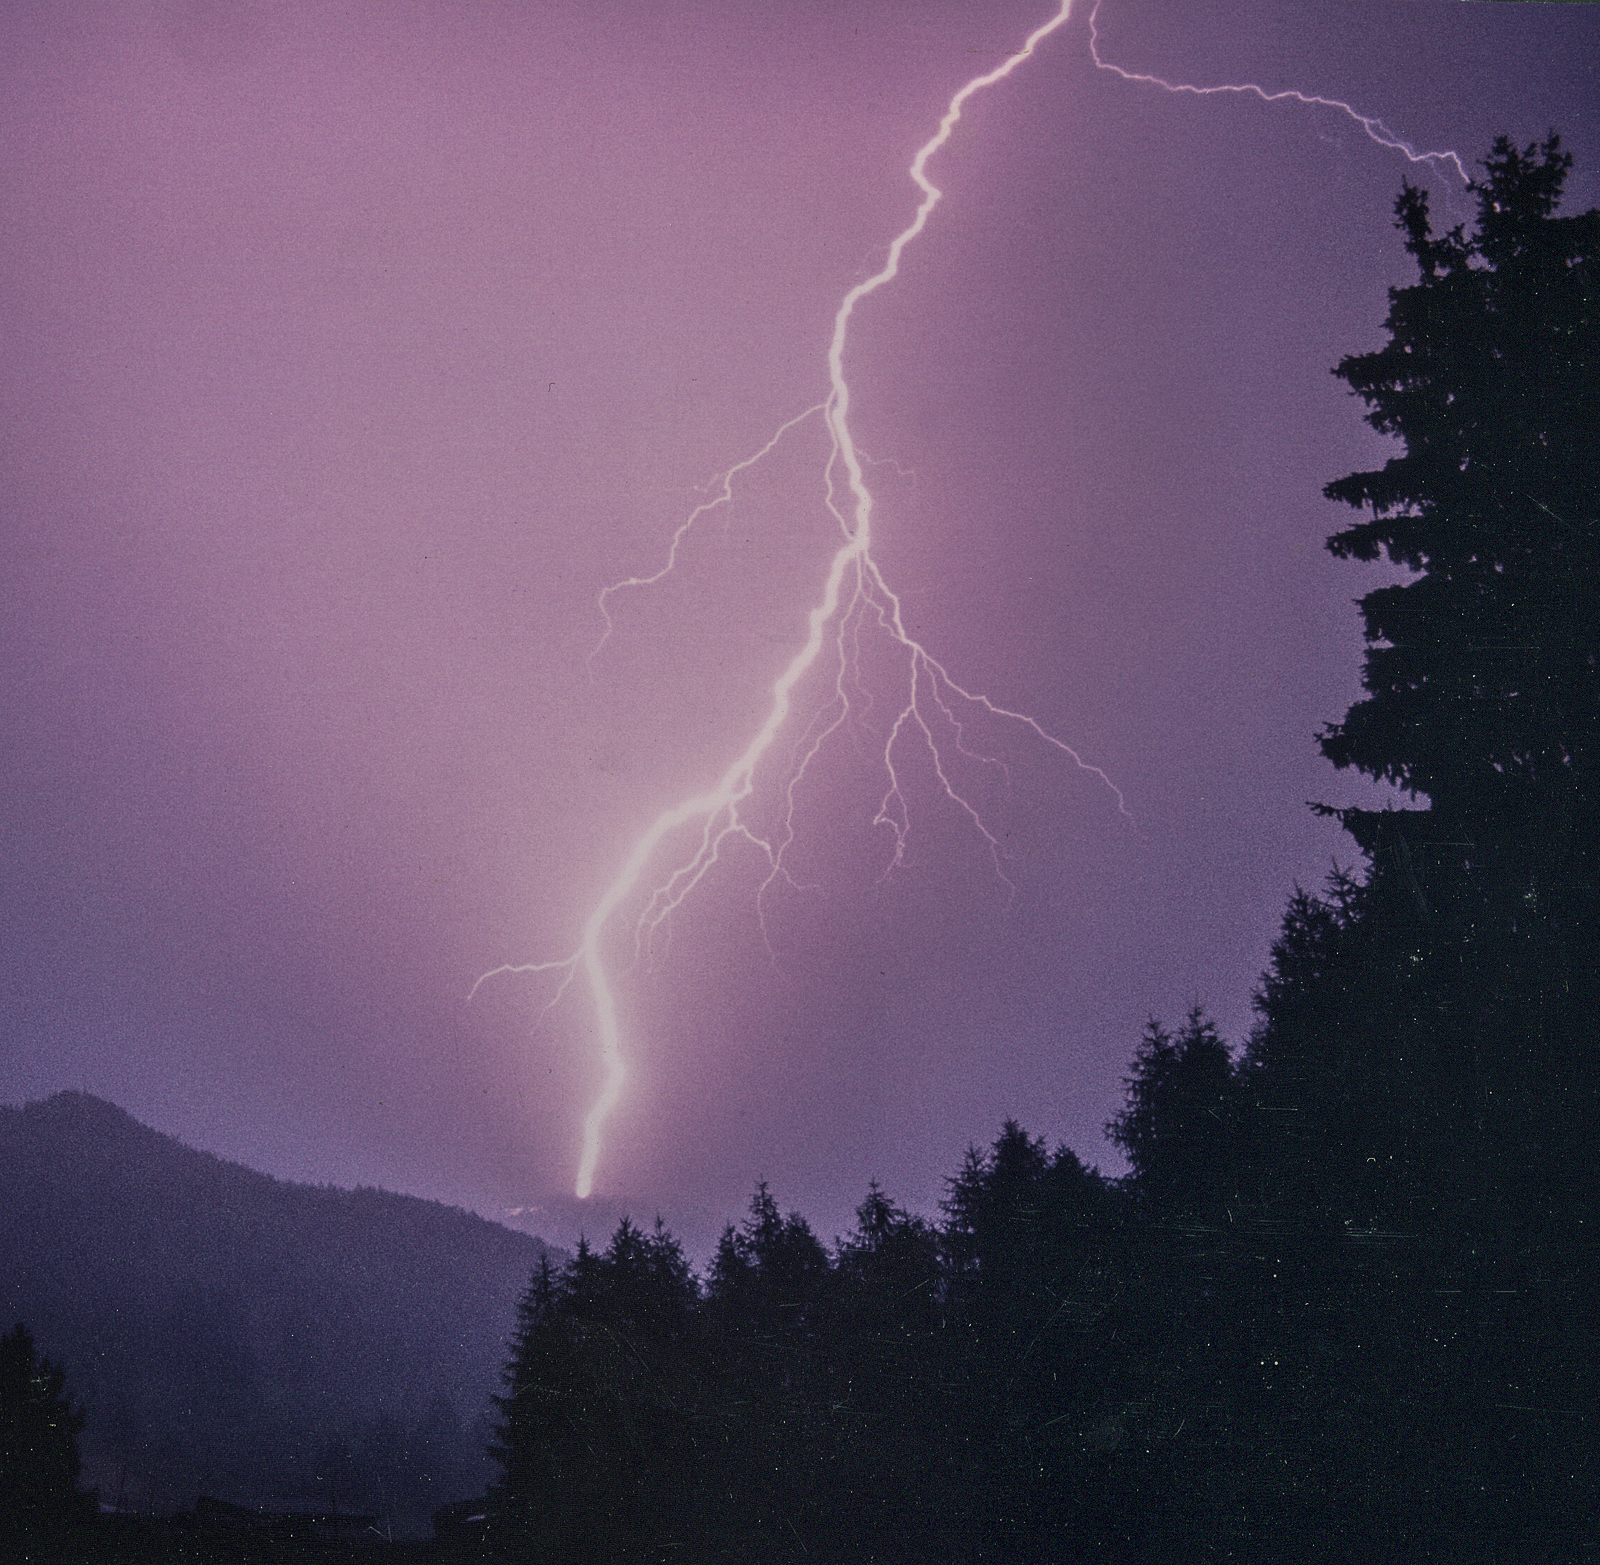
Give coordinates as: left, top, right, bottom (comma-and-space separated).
479, 0, 1121, 1202
480, 0, 1468, 1202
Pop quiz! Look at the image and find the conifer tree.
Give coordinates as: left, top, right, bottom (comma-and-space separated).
1320, 136, 1598, 902
1108, 1007, 1238, 1220
1310, 135, 1600, 1233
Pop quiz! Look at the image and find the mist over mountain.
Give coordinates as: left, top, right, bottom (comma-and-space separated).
0, 1092, 557, 1537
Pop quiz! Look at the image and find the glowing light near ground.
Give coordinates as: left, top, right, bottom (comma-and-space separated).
477, 0, 1468, 1200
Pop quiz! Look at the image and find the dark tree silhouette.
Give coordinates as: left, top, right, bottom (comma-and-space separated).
1321, 135, 1599, 855
490, 1221, 706, 1562
1298, 134, 1600, 1241
0, 1323, 93, 1542
820, 1185, 949, 1556
833, 1182, 941, 1328
1214, 137, 1600, 1549
704, 1181, 829, 1332
1107, 1006, 1240, 1220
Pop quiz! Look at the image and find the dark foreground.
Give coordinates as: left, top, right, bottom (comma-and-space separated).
9, 1511, 1600, 1565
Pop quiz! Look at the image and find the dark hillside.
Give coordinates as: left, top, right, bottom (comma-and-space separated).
0, 1092, 557, 1538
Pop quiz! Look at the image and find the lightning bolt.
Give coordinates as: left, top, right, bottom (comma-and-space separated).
1087, 0, 1469, 186
481, 0, 1125, 1201
481, 0, 1468, 1201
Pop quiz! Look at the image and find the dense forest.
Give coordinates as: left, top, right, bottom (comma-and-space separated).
5, 136, 1596, 1563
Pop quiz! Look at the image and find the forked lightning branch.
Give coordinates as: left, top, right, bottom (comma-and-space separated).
475, 0, 1465, 1201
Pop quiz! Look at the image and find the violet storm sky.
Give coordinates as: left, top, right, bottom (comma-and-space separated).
4, 0, 1597, 1257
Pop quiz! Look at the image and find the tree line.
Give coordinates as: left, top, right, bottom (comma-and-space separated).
481, 137, 1599, 1563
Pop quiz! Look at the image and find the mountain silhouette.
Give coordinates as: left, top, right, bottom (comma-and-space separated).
0, 1091, 557, 1536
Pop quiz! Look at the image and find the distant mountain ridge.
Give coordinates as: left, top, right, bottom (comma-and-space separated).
0, 1091, 556, 1536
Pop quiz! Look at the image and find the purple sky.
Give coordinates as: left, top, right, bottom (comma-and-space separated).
4, 0, 1597, 1260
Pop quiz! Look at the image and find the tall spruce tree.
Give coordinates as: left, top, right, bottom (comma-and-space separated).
1108, 1007, 1240, 1221
1320, 135, 1598, 899
1278, 135, 1600, 1237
